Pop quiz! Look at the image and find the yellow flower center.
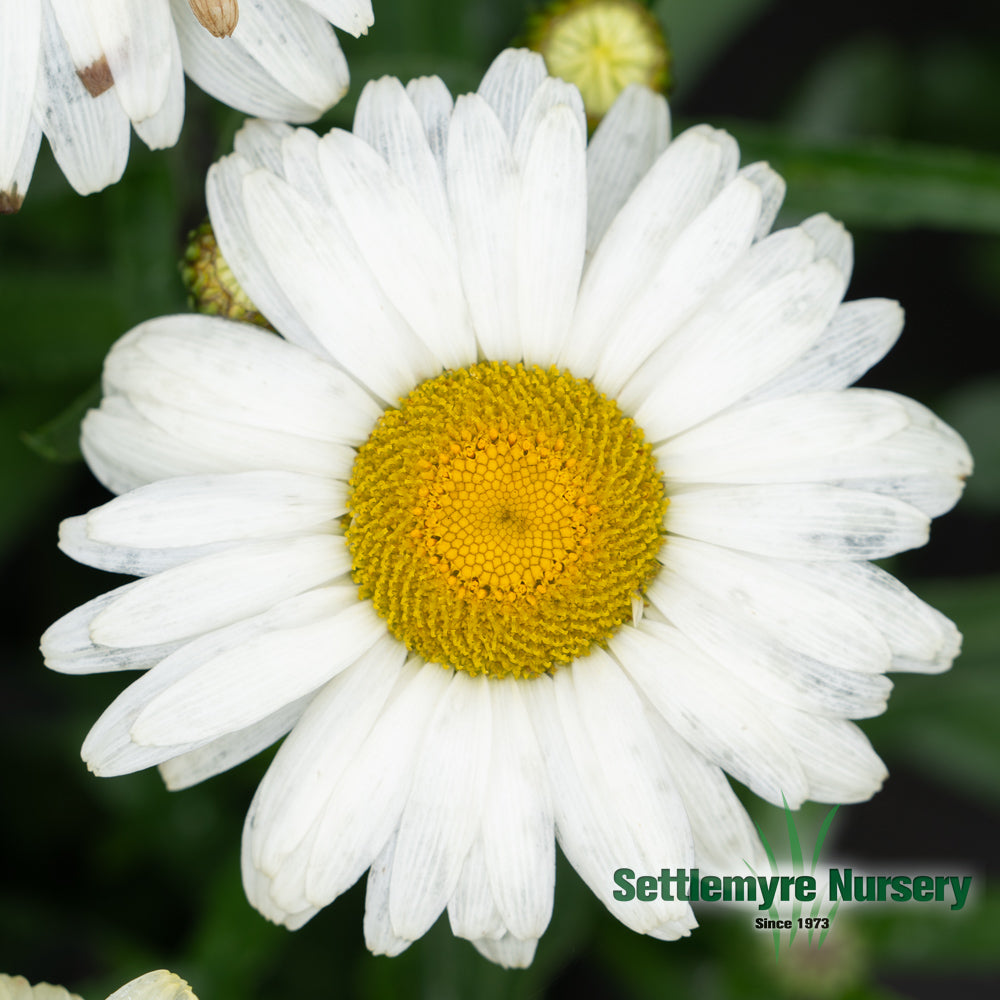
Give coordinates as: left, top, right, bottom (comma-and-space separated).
532, 0, 671, 120
347, 362, 666, 679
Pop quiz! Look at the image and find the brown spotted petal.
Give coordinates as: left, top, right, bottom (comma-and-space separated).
188, 0, 240, 37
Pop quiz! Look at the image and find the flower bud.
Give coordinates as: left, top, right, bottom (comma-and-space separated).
188, 0, 240, 38
181, 220, 272, 329
525, 0, 671, 125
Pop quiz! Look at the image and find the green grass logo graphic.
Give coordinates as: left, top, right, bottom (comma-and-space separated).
746, 797, 841, 958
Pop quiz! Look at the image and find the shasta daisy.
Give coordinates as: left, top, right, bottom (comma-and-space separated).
41, 49, 971, 966
0, 0, 373, 212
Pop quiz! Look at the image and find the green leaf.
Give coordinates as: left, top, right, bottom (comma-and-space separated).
716, 122, 1000, 233
781, 38, 908, 142
22, 382, 99, 463
0, 387, 75, 554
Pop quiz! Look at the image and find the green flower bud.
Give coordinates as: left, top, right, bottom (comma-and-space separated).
525, 0, 672, 125
180, 220, 272, 329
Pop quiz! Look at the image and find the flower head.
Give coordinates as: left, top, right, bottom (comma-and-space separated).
0, 972, 196, 1000
0, 0, 374, 212
42, 49, 971, 967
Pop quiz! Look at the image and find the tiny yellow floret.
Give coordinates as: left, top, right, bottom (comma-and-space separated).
347, 363, 666, 678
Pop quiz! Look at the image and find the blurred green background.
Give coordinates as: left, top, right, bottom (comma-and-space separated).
1, 0, 998, 997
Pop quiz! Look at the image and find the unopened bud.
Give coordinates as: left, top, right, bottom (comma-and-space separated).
181, 220, 272, 329
188, 0, 239, 38
525, 0, 672, 125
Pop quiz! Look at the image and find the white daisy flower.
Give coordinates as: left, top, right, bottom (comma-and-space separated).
0, 0, 374, 212
42, 49, 971, 967
0, 975, 80, 1000
0, 971, 196, 1000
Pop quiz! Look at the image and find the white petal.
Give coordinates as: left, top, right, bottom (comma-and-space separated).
610, 621, 809, 806
85, 0, 174, 122
447, 836, 507, 941
0, 114, 41, 211
105, 314, 381, 448
511, 77, 586, 167
666, 483, 930, 561
97, 394, 354, 486
570, 649, 696, 893
278, 126, 334, 209
132, 23, 184, 149
738, 161, 785, 238
522, 668, 696, 934
242, 799, 321, 928
247, 638, 407, 881
647, 563, 893, 719
389, 672, 492, 940
773, 710, 888, 803
60, 471, 345, 577
699, 221, 829, 327
80, 470, 346, 552
404, 75, 453, 186
516, 104, 587, 366
300, 0, 374, 36
58, 512, 237, 577
562, 125, 738, 376
776, 393, 972, 518
89, 535, 350, 647
586, 84, 670, 256
207, 153, 327, 355
170, 0, 348, 122
158, 692, 311, 790
105, 971, 195, 1000
644, 711, 764, 872
447, 93, 521, 360
472, 933, 538, 968
42, 582, 184, 675
236, 117, 294, 174
35, 1, 130, 195
476, 48, 549, 143
81, 603, 314, 776
296, 660, 454, 912
801, 212, 853, 285
229, 0, 349, 114
364, 834, 413, 957
592, 174, 764, 397
654, 536, 892, 676
481, 680, 555, 941
354, 76, 456, 251
243, 168, 439, 402
130, 588, 384, 745
48, 0, 103, 73
622, 259, 846, 440
748, 298, 905, 401
777, 560, 961, 673
657, 389, 911, 484
0, 1, 41, 202
82, 395, 348, 495
317, 129, 476, 370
